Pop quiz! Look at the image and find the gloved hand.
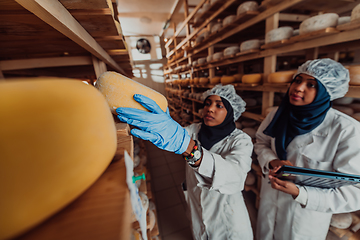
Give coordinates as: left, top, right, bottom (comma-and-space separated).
116, 94, 191, 154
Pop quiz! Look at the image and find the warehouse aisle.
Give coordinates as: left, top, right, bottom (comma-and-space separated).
144, 141, 258, 240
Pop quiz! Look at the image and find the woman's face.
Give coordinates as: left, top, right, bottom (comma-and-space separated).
203, 95, 228, 126
288, 73, 318, 106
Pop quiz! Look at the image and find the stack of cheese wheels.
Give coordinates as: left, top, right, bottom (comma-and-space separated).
233, 73, 243, 82
348, 65, 360, 85
237, 1, 258, 16
299, 13, 339, 35
0, 78, 117, 240
351, 3, 360, 21
221, 75, 236, 84
95, 71, 168, 114
210, 76, 221, 84
242, 73, 263, 84
265, 26, 293, 44
199, 77, 209, 84
268, 70, 296, 83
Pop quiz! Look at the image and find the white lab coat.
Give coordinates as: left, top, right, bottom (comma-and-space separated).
184, 123, 254, 240
254, 108, 360, 240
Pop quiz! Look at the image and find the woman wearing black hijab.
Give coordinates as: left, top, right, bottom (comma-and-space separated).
117, 84, 254, 239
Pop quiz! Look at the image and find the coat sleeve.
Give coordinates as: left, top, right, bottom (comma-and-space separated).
195, 133, 253, 195
303, 121, 360, 213
254, 110, 279, 174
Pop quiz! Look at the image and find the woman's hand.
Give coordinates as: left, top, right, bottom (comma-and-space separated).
269, 159, 293, 170
268, 175, 300, 198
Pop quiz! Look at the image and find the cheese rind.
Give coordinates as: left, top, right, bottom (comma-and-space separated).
268, 71, 296, 83
95, 71, 168, 113
242, 73, 263, 84
0, 78, 117, 240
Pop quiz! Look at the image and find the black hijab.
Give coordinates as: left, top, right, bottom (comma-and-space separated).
198, 97, 236, 150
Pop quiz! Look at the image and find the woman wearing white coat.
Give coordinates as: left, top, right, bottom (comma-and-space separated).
117, 84, 254, 240
255, 58, 360, 240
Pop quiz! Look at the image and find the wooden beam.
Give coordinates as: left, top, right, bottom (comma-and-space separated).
15, 0, 127, 75
0, 56, 92, 71
92, 55, 107, 79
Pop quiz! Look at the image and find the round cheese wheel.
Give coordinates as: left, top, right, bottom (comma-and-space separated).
265, 26, 293, 44
268, 70, 296, 83
351, 3, 360, 21
210, 76, 221, 84
96, 71, 168, 114
330, 213, 353, 229
348, 65, 360, 85
199, 77, 209, 84
0, 78, 117, 240
198, 57, 207, 65
223, 15, 236, 26
233, 73, 243, 82
194, 77, 200, 84
211, 23, 222, 33
213, 52, 224, 60
299, 13, 339, 35
224, 46, 240, 56
338, 16, 351, 25
221, 76, 236, 84
240, 39, 260, 51
237, 1, 258, 16
192, 60, 198, 67
242, 73, 263, 84
207, 55, 213, 62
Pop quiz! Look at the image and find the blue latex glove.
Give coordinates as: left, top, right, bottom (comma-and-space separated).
116, 94, 191, 154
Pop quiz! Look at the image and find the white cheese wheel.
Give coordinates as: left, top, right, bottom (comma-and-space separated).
237, 1, 258, 16
195, 35, 204, 44
210, 76, 221, 84
265, 26, 294, 44
293, 29, 300, 36
348, 65, 360, 85
223, 15, 237, 26
203, 3, 211, 11
299, 13, 339, 35
233, 73, 243, 82
338, 16, 351, 25
199, 77, 209, 84
240, 39, 260, 51
242, 73, 263, 84
198, 57, 207, 65
268, 70, 296, 83
207, 55, 213, 62
192, 60, 198, 67
221, 76, 236, 84
330, 213, 353, 229
203, 30, 210, 39
224, 46, 240, 56
213, 52, 224, 60
211, 23, 223, 33
351, 3, 360, 21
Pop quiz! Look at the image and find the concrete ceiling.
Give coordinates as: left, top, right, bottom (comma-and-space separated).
117, 0, 200, 38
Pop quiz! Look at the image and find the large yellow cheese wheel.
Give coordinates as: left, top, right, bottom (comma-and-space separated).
0, 78, 117, 240
242, 73, 263, 84
95, 71, 168, 114
268, 70, 296, 83
348, 65, 360, 85
233, 73, 243, 82
221, 76, 236, 84
210, 76, 221, 84
199, 77, 209, 84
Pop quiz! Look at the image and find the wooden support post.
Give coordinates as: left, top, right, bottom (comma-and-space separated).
208, 46, 215, 78
92, 55, 107, 79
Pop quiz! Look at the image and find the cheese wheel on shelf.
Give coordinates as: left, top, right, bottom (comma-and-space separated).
224, 46, 240, 56
237, 1, 258, 16
351, 3, 360, 21
198, 57, 207, 65
213, 52, 224, 61
207, 55, 213, 62
96, 71, 168, 114
268, 70, 296, 83
221, 76, 236, 84
265, 26, 293, 44
348, 65, 360, 85
0, 78, 117, 240
338, 16, 351, 25
194, 77, 200, 84
223, 15, 236, 26
199, 77, 209, 84
299, 13, 339, 35
211, 23, 222, 33
330, 213, 353, 229
240, 39, 260, 51
210, 76, 221, 84
242, 73, 263, 84
233, 73, 243, 82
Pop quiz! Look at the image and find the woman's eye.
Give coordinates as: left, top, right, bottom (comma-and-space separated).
204, 102, 210, 106
217, 104, 224, 108
294, 79, 302, 84
307, 83, 316, 88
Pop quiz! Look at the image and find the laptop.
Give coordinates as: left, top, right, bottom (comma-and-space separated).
275, 165, 360, 188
